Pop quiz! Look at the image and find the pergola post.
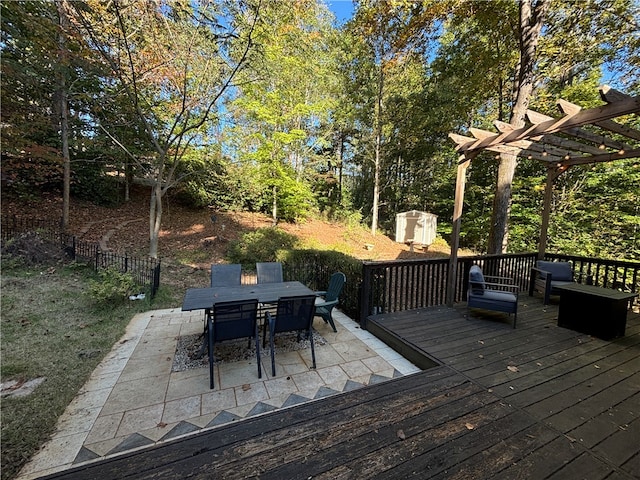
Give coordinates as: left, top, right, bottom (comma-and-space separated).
447, 156, 471, 307
538, 165, 567, 259
538, 168, 554, 259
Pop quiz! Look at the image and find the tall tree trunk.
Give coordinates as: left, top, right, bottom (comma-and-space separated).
487, 0, 550, 254
272, 185, 278, 225
371, 67, 384, 236
149, 180, 163, 259
56, 0, 71, 231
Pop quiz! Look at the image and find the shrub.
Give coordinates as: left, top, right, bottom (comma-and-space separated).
87, 267, 138, 305
226, 227, 299, 268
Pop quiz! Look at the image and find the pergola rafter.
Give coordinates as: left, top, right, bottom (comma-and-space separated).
444, 85, 640, 306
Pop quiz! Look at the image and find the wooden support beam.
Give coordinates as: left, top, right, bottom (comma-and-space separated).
527, 110, 633, 151
455, 96, 640, 153
447, 156, 471, 307
600, 85, 632, 103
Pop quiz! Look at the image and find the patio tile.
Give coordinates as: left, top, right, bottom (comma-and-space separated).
142, 322, 182, 339
315, 386, 341, 399
18, 432, 87, 478
84, 412, 123, 444
234, 382, 269, 406
119, 354, 173, 383
82, 437, 123, 457
340, 359, 373, 378
129, 337, 177, 360
264, 375, 299, 398
116, 403, 164, 437
316, 365, 349, 385
73, 447, 100, 464
101, 375, 169, 415
290, 370, 325, 392
361, 356, 395, 376
53, 406, 101, 438
206, 410, 242, 428
246, 401, 278, 417
218, 360, 265, 389
268, 350, 310, 375
201, 388, 238, 415
138, 422, 180, 442
162, 396, 201, 424
225, 403, 257, 419
159, 421, 200, 441
304, 344, 346, 367
281, 393, 312, 408
166, 370, 210, 402
106, 433, 154, 456
331, 341, 376, 362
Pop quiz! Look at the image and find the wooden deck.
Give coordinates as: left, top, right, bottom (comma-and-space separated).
43, 298, 640, 479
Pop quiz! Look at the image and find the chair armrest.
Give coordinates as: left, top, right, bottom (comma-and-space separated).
484, 275, 515, 282
314, 290, 327, 297
484, 282, 519, 294
315, 298, 338, 308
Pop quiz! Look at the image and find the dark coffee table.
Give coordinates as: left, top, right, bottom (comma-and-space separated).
555, 283, 637, 340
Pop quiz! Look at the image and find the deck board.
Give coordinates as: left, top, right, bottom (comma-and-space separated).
42, 298, 640, 479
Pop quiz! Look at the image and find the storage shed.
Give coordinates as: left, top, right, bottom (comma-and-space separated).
395, 210, 437, 245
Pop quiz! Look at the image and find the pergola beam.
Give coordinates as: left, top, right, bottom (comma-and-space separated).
454, 95, 640, 154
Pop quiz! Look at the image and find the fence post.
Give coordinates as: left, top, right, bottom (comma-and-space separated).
359, 263, 372, 329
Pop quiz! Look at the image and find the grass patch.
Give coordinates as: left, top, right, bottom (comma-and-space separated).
0, 262, 176, 479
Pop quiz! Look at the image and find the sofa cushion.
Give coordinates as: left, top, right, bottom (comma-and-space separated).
536, 261, 573, 282
469, 265, 485, 295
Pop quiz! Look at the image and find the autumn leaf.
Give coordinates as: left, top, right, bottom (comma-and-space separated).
507, 365, 519, 373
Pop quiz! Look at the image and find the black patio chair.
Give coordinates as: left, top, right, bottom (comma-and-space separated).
208, 298, 260, 389
210, 263, 242, 287
314, 272, 346, 333
256, 262, 283, 284
263, 295, 316, 376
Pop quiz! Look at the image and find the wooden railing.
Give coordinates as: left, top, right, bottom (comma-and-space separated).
544, 253, 640, 293
359, 252, 639, 327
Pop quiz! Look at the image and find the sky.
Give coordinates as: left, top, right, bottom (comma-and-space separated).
325, 0, 355, 23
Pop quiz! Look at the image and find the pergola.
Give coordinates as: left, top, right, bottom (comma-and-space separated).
445, 85, 640, 306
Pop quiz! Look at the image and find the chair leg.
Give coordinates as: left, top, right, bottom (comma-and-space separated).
269, 323, 276, 377
323, 311, 337, 332
309, 329, 316, 369
207, 316, 215, 389
254, 326, 262, 379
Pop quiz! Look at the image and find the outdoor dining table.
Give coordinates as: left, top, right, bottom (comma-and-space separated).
181, 281, 315, 312
182, 281, 316, 358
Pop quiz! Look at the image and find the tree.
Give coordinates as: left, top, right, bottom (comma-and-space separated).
69, 0, 260, 258
228, 0, 338, 223
487, 0, 551, 254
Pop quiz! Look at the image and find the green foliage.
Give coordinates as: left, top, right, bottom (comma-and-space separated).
87, 267, 139, 306
71, 161, 122, 206
226, 227, 300, 268
276, 174, 317, 222
278, 248, 362, 318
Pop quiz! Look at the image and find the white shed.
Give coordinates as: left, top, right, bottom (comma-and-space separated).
395, 210, 437, 245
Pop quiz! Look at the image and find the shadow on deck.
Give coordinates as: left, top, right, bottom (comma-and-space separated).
42, 298, 640, 479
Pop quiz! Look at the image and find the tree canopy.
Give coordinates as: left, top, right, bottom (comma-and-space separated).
1, 0, 638, 259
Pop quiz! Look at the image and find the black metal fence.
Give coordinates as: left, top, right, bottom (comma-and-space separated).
359, 252, 640, 325
1, 215, 161, 297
